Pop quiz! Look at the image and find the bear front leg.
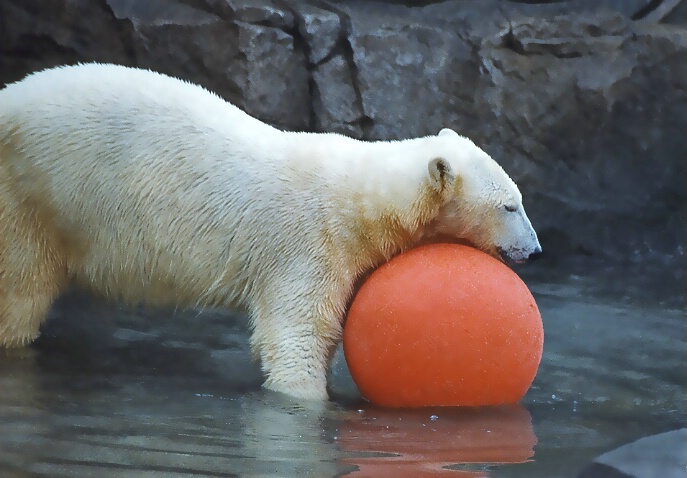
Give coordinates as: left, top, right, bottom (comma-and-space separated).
250, 290, 344, 401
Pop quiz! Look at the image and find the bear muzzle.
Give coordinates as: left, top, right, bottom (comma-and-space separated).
498, 244, 542, 264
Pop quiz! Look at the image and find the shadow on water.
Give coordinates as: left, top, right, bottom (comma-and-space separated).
0, 259, 685, 477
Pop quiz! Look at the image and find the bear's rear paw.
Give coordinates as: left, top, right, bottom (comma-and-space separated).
0, 330, 40, 348
0, 305, 44, 348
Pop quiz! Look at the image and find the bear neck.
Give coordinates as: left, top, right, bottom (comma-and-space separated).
287, 133, 443, 275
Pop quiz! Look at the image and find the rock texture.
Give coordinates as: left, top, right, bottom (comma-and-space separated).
577, 429, 687, 478
1, 0, 685, 266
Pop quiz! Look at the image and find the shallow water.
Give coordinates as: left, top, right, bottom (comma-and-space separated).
1, 263, 685, 477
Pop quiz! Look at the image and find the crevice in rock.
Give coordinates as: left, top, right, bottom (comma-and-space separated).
345, 115, 374, 137
274, 0, 317, 131
283, 1, 371, 137
311, 39, 343, 68
240, 18, 292, 36
496, 6, 599, 59
341, 39, 373, 139
632, 0, 685, 23
177, 0, 227, 19
500, 25, 588, 58
631, 0, 667, 20
324, 5, 372, 138
501, 25, 527, 55
100, 0, 149, 67
496, 8, 529, 56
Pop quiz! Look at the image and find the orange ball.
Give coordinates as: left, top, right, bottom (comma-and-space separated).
343, 243, 543, 408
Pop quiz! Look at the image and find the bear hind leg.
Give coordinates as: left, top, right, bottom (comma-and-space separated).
0, 205, 67, 347
0, 278, 63, 347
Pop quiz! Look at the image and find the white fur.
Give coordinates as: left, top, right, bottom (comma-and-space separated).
0, 64, 540, 400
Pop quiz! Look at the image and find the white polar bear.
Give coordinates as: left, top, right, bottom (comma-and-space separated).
0, 63, 541, 400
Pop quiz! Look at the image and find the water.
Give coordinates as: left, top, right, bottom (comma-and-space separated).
1, 262, 685, 477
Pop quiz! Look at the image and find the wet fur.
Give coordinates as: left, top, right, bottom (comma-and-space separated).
0, 63, 539, 400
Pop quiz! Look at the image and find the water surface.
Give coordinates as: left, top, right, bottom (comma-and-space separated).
1, 262, 684, 477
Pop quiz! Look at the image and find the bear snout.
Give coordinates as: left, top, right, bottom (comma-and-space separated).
527, 246, 543, 261
498, 244, 542, 264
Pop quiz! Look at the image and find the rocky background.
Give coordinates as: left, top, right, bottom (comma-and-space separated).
1, 0, 685, 270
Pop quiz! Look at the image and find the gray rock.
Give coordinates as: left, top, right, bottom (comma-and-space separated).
234, 22, 310, 130
231, 0, 295, 29
312, 54, 364, 136
0, 0, 684, 266
335, 2, 474, 140
108, 0, 221, 27
577, 429, 687, 478
293, 3, 342, 65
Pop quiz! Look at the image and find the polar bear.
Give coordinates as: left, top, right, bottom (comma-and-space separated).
0, 63, 541, 400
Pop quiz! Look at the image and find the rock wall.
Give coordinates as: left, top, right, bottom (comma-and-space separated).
1, 0, 685, 266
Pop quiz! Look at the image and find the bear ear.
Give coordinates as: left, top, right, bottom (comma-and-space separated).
438, 128, 459, 138
428, 157, 455, 192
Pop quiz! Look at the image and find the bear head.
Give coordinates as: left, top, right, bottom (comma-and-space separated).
425, 128, 541, 264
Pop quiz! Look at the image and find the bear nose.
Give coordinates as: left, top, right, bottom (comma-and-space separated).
528, 247, 542, 262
